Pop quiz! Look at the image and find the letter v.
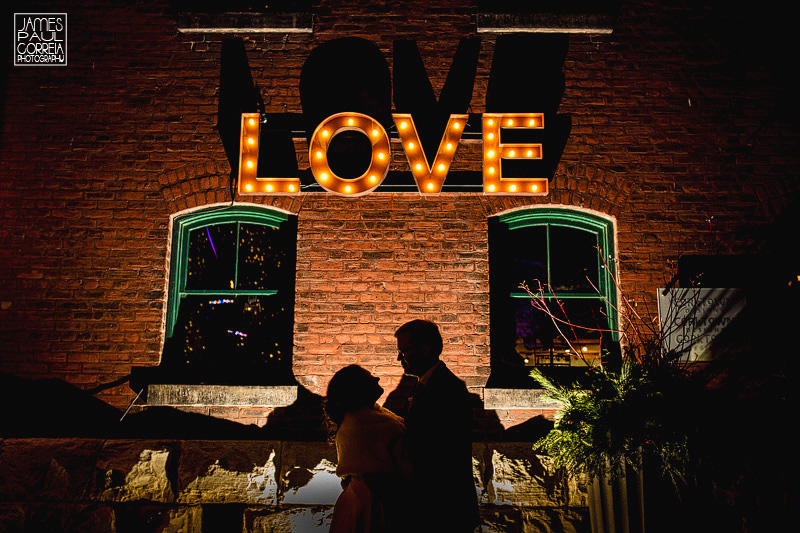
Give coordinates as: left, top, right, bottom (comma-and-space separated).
392, 38, 480, 191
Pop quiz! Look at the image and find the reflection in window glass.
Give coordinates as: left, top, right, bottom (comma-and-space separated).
170, 295, 291, 385
186, 224, 237, 291
513, 298, 607, 368
549, 226, 598, 293
238, 224, 284, 290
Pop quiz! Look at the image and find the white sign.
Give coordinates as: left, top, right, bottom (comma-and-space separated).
658, 288, 745, 361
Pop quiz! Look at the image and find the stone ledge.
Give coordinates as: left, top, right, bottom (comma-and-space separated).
477, 12, 614, 34
176, 12, 313, 33
146, 384, 298, 407
483, 388, 562, 409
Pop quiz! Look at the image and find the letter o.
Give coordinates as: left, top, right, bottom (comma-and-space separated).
309, 112, 390, 196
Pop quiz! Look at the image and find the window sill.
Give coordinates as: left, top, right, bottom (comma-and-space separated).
146, 384, 298, 407
483, 388, 561, 410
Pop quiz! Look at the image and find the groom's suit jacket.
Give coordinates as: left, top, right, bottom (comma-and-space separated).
404, 362, 479, 532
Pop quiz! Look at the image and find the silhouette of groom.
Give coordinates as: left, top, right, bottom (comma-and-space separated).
394, 319, 479, 532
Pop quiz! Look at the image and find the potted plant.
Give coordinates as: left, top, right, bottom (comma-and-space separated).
524, 280, 702, 533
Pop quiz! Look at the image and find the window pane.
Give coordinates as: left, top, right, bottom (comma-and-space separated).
237, 223, 285, 290
549, 225, 599, 293
186, 223, 237, 291
505, 225, 548, 293
513, 298, 608, 367
169, 295, 293, 384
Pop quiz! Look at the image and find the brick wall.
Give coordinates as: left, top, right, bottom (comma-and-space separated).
1, 1, 797, 426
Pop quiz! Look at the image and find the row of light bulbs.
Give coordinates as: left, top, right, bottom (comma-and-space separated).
238, 112, 548, 196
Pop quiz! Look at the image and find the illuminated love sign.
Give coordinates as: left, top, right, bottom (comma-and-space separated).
238, 111, 547, 196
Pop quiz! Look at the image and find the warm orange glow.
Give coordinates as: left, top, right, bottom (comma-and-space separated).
237, 112, 302, 195
309, 112, 390, 196
482, 113, 548, 196
392, 112, 467, 194
239, 111, 550, 197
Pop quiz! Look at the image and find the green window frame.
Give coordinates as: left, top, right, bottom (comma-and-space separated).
165, 205, 291, 338
488, 207, 618, 387
500, 208, 618, 338
154, 204, 298, 386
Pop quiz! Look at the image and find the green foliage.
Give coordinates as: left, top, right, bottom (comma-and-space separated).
531, 357, 694, 485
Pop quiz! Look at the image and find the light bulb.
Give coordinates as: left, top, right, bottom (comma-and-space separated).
438, 163, 445, 172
